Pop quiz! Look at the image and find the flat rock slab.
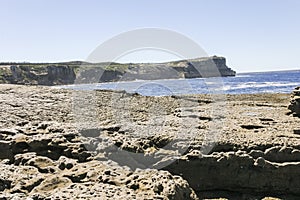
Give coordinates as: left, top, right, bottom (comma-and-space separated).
0, 84, 299, 199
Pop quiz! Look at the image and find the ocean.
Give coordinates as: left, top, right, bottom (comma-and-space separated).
58, 70, 300, 96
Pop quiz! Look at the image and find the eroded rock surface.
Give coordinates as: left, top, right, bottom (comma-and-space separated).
288, 86, 300, 117
0, 84, 300, 199
0, 156, 197, 199
0, 85, 198, 199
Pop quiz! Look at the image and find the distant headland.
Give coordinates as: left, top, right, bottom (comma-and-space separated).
0, 56, 236, 86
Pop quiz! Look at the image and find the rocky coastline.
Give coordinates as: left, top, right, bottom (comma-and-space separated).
0, 84, 300, 199
0, 56, 235, 85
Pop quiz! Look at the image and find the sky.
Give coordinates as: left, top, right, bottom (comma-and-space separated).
0, 0, 300, 72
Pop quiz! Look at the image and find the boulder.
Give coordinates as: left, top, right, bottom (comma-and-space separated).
288, 86, 300, 116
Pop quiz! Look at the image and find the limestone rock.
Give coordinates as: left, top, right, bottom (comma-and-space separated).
1, 84, 300, 199
0, 56, 235, 85
288, 86, 300, 116
0, 159, 198, 200
164, 147, 300, 196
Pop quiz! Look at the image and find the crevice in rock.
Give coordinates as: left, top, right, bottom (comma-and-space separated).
293, 129, 300, 135
198, 116, 212, 121
21, 178, 44, 193
259, 118, 274, 122
241, 125, 264, 130
0, 179, 12, 191
64, 172, 87, 183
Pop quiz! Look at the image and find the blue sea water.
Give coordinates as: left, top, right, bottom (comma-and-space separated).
58, 70, 300, 96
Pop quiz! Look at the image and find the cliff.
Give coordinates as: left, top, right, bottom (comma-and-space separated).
0, 56, 236, 85
0, 64, 76, 85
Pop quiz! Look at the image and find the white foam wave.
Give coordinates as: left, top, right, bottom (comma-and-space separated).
223, 82, 300, 91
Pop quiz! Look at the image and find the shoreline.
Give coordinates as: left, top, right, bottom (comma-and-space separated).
0, 84, 299, 199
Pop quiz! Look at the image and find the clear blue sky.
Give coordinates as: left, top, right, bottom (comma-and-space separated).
1, 0, 300, 72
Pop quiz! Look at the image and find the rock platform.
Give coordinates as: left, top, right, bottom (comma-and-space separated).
0, 84, 300, 199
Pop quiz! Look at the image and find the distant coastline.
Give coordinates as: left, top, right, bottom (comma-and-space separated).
0, 56, 235, 86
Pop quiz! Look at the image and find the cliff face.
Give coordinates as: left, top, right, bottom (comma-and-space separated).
0, 56, 236, 85
170, 56, 236, 79
78, 56, 236, 83
0, 65, 76, 85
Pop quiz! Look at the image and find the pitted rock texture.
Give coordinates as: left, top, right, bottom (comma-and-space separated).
0, 85, 198, 199
164, 148, 300, 198
288, 86, 300, 117
0, 84, 300, 199
0, 156, 197, 199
